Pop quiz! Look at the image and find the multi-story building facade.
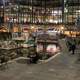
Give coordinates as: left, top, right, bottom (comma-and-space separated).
0, 0, 80, 36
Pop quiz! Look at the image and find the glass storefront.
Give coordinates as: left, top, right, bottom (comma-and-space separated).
64, 0, 80, 29
0, 0, 80, 32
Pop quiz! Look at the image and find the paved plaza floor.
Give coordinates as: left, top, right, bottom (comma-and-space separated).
0, 51, 80, 80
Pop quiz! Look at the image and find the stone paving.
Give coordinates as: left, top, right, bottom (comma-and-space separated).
0, 50, 80, 80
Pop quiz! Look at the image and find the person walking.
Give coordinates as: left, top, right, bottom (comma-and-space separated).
67, 38, 76, 55
71, 43, 76, 54
70, 39, 76, 55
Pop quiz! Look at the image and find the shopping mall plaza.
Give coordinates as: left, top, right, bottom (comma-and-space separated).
0, 0, 80, 80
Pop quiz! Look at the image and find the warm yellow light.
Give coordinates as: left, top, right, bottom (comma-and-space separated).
31, 26, 35, 30
61, 26, 64, 30
13, 27, 18, 32
31, 26, 34, 29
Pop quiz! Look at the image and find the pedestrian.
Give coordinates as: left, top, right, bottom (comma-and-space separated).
33, 52, 39, 63
27, 51, 39, 64
71, 43, 76, 55
70, 39, 76, 55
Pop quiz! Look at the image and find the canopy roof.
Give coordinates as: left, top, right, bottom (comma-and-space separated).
0, 0, 80, 7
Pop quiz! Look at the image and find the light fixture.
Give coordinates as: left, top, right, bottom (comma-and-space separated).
54, 10, 58, 14
49, 19, 58, 24
54, 20, 58, 24
76, 10, 80, 13
61, 26, 64, 30
64, 8, 68, 13
31, 26, 35, 30
49, 19, 53, 23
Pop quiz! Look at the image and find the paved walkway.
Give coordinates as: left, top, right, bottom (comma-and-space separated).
0, 49, 80, 80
